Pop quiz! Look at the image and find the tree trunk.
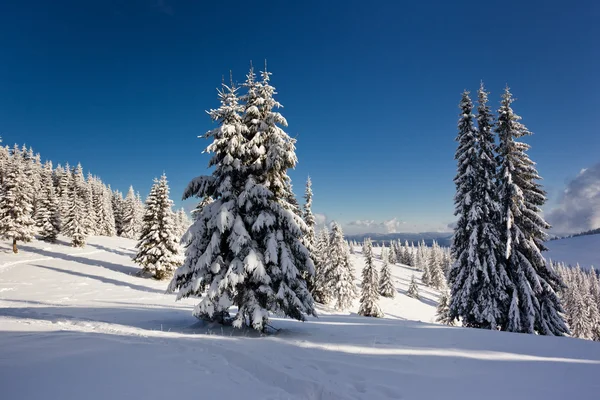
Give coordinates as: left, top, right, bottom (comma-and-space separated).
12, 238, 18, 254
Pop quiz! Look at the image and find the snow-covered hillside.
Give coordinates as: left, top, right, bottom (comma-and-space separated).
546, 234, 600, 269
1, 236, 599, 400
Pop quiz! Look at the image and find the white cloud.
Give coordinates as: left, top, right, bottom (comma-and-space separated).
547, 163, 600, 234
344, 218, 405, 235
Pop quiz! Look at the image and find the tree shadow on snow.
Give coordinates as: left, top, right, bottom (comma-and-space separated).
19, 245, 141, 276
31, 264, 165, 295
87, 243, 136, 258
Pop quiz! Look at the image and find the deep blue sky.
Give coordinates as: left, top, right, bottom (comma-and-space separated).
1, 0, 598, 233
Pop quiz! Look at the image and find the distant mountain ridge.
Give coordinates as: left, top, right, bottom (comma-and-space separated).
345, 232, 453, 247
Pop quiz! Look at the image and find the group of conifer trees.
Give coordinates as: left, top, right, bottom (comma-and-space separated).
448, 83, 568, 335
0, 142, 190, 252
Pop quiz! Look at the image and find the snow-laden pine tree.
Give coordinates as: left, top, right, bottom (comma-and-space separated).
407, 275, 420, 299
120, 186, 139, 239
36, 161, 61, 242
312, 226, 331, 304
133, 174, 183, 280
428, 242, 447, 290
63, 164, 87, 247
496, 87, 568, 336
388, 242, 397, 264
302, 176, 317, 294
358, 238, 383, 317
449, 87, 509, 330
326, 222, 358, 310
168, 70, 315, 331
379, 248, 395, 298
436, 289, 455, 325
134, 192, 144, 234
0, 147, 36, 253
84, 173, 98, 236
58, 162, 72, 220
112, 190, 124, 236
99, 184, 116, 236
175, 208, 191, 238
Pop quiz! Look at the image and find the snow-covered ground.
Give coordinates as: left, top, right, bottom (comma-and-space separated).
1, 236, 599, 400
546, 234, 600, 269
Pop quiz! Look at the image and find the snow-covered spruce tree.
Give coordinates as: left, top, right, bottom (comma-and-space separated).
388, 241, 397, 264
302, 176, 317, 294
326, 222, 358, 310
134, 192, 144, 234
168, 70, 315, 331
379, 248, 395, 298
175, 208, 191, 238
436, 289, 455, 326
112, 190, 124, 236
407, 274, 420, 299
99, 184, 116, 236
428, 242, 447, 290
496, 87, 568, 336
120, 186, 138, 239
36, 161, 61, 242
84, 173, 98, 236
133, 174, 183, 280
448, 87, 509, 330
0, 147, 36, 253
312, 226, 331, 304
359, 238, 383, 317
58, 162, 72, 220
63, 164, 87, 247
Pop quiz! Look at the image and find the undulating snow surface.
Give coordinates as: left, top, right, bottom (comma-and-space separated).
1, 236, 599, 400
546, 234, 600, 269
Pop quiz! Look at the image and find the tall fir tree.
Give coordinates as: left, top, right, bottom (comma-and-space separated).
133, 174, 183, 280
496, 87, 568, 335
358, 238, 383, 317
312, 226, 331, 304
169, 69, 315, 331
436, 289, 455, 326
326, 222, 358, 310
63, 165, 87, 247
407, 274, 420, 299
36, 161, 61, 242
449, 88, 509, 330
303, 176, 317, 294
112, 189, 124, 236
379, 249, 395, 298
0, 147, 36, 253
120, 186, 139, 239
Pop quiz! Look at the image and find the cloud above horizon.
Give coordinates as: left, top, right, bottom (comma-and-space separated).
547, 163, 600, 234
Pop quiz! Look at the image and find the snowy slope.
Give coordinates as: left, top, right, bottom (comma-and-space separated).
546, 234, 600, 269
1, 236, 599, 400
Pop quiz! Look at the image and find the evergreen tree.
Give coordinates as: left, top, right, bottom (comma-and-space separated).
120, 186, 138, 239
99, 184, 117, 236
379, 250, 395, 298
112, 190, 124, 236
63, 165, 87, 247
302, 176, 317, 294
169, 69, 315, 331
407, 275, 420, 299
58, 162, 72, 220
449, 87, 509, 330
428, 242, 447, 290
496, 87, 568, 335
436, 289, 455, 326
84, 173, 98, 236
36, 161, 61, 242
358, 238, 383, 317
133, 174, 183, 280
327, 222, 358, 310
0, 147, 36, 253
312, 227, 331, 304
175, 208, 191, 238
388, 242, 397, 264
